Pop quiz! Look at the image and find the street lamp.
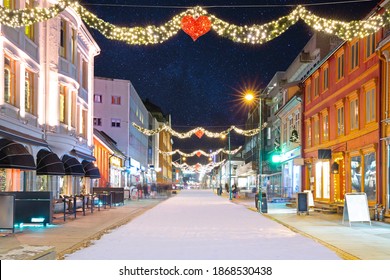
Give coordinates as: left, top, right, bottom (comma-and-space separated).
244, 90, 264, 213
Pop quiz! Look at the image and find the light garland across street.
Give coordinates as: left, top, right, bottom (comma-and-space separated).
0, 1, 388, 45
173, 159, 226, 173
159, 146, 242, 157
132, 123, 266, 138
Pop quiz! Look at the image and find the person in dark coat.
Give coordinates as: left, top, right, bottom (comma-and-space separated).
143, 184, 149, 198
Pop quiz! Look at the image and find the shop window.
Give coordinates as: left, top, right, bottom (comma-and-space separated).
364, 152, 376, 201
315, 161, 330, 199
351, 155, 362, 192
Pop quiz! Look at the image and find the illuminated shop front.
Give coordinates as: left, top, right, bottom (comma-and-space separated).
279, 147, 302, 199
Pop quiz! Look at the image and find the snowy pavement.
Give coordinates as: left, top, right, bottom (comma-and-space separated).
65, 189, 341, 260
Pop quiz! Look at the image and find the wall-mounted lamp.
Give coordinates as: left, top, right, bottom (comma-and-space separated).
331, 162, 339, 174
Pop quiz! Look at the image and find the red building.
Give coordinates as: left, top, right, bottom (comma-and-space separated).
302, 28, 382, 208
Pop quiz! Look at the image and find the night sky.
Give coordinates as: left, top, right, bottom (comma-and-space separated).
80, 0, 379, 164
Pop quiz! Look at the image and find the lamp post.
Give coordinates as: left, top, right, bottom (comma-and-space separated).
244, 90, 264, 213
228, 131, 232, 200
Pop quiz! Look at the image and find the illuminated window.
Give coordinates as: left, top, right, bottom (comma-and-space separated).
306, 83, 311, 104
365, 33, 375, 59
366, 88, 375, 123
24, 0, 35, 41
60, 20, 67, 58
351, 41, 359, 70
322, 114, 329, 142
314, 76, 319, 97
337, 106, 344, 136
82, 59, 88, 89
315, 161, 330, 199
323, 67, 328, 91
111, 96, 121, 105
313, 117, 319, 145
3, 0, 15, 9
94, 94, 102, 103
337, 53, 344, 80
59, 85, 67, 123
307, 121, 312, 147
4, 56, 15, 105
350, 98, 359, 130
25, 70, 35, 114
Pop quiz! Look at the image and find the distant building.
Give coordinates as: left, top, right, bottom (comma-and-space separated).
93, 77, 149, 187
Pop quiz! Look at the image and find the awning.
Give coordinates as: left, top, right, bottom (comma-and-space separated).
36, 149, 65, 176
0, 138, 36, 170
82, 160, 101, 179
62, 155, 84, 176
70, 149, 96, 161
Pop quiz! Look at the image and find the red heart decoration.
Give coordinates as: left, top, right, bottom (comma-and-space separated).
196, 151, 202, 157
181, 15, 211, 41
195, 129, 204, 139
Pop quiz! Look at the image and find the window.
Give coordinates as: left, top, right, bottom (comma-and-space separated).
350, 99, 359, 130
111, 118, 121, 127
315, 161, 330, 199
306, 83, 311, 103
351, 41, 359, 70
314, 76, 319, 97
364, 152, 376, 201
365, 33, 375, 59
71, 29, 77, 64
3, 0, 15, 9
337, 53, 344, 80
93, 118, 102, 126
323, 67, 329, 91
366, 88, 375, 123
337, 106, 344, 136
94, 94, 102, 103
82, 59, 88, 89
59, 85, 67, 123
323, 114, 329, 142
112, 96, 121, 105
351, 155, 362, 192
25, 70, 35, 114
24, 0, 35, 41
282, 121, 287, 145
307, 121, 312, 147
82, 109, 87, 137
314, 117, 319, 145
60, 20, 67, 58
4, 56, 15, 105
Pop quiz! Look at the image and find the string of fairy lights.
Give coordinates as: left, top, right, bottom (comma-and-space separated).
159, 146, 242, 157
173, 159, 226, 173
132, 123, 266, 138
0, 1, 388, 45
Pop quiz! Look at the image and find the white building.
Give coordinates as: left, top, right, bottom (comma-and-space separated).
0, 1, 100, 198
93, 77, 149, 186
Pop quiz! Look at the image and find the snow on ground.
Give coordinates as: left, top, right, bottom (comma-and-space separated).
65, 189, 341, 260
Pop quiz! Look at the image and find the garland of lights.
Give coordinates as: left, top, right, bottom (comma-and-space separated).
133, 123, 267, 138
173, 159, 226, 173
0, 1, 389, 44
159, 146, 242, 157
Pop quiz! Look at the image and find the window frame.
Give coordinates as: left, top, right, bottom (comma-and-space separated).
336, 51, 345, 81
350, 40, 359, 71
336, 101, 345, 137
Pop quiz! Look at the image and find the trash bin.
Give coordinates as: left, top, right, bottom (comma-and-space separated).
255, 192, 267, 213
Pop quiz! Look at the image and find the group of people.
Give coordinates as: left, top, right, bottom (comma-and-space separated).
219, 183, 239, 198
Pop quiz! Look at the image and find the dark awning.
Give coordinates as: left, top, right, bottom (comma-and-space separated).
0, 138, 36, 170
70, 149, 96, 161
62, 155, 84, 176
36, 149, 65, 176
82, 160, 101, 179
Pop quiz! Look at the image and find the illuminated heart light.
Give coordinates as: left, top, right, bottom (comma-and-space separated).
181, 15, 212, 41
195, 129, 204, 139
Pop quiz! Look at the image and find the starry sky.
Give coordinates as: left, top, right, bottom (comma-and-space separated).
80, 0, 379, 164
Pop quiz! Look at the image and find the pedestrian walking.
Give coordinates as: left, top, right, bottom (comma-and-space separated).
143, 184, 149, 198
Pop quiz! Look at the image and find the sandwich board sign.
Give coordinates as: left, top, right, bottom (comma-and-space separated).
342, 193, 371, 226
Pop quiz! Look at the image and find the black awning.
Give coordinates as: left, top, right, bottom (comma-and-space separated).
71, 149, 96, 161
0, 138, 36, 170
62, 155, 85, 176
82, 160, 101, 179
36, 149, 65, 176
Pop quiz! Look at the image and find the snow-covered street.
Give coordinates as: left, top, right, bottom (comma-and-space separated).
65, 189, 341, 260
